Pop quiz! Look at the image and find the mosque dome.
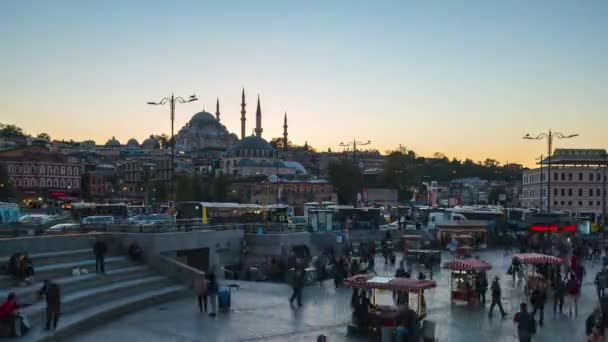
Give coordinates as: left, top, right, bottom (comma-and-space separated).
126, 138, 140, 148
189, 111, 217, 126
226, 136, 274, 158
142, 135, 160, 150
105, 136, 121, 147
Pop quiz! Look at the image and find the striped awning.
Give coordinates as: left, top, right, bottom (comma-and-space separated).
513, 253, 563, 265
443, 258, 492, 271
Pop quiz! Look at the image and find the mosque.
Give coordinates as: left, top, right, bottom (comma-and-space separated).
175, 89, 302, 177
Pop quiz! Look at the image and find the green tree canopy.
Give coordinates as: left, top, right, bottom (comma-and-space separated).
328, 159, 363, 204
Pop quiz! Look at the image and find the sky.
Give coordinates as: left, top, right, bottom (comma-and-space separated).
2, 0, 607, 166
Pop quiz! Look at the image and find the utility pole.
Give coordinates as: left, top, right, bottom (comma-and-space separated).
523, 130, 578, 213
147, 94, 198, 207
536, 154, 544, 211
603, 151, 607, 228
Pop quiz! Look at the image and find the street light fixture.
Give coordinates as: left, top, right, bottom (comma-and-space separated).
147, 94, 198, 206
523, 130, 578, 213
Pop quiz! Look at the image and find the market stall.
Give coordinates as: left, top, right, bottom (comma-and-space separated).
512, 253, 563, 293
443, 258, 492, 303
344, 274, 437, 323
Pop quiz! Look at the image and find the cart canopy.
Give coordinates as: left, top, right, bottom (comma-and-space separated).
344, 274, 436, 292
513, 253, 563, 265
443, 258, 492, 271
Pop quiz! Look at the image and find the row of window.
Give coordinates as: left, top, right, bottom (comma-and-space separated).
521, 200, 603, 208
10, 177, 79, 189
7, 164, 79, 176
554, 200, 602, 207
553, 188, 603, 197
523, 171, 605, 184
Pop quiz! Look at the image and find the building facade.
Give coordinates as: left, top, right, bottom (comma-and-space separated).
520, 149, 607, 221
0, 146, 82, 197
231, 177, 336, 214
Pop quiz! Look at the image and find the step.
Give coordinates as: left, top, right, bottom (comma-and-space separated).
15, 285, 187, 342
0, 249, 93, 267
0, 265, 153, 303
23, 275, 173, 325
0, 256, 134, 289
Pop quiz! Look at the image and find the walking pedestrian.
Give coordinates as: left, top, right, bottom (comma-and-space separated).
38, 280, 60, 331
553, 278, 565, 317
476, 272, 488, 304
489, 276, 507, 318
93, 239, 107, 275
514, 303, 536, 342
566, 273, 580, 318
207, 273, 218, 317
530, 280, 547, 326
192, 275, 208, 313
585, 307, 603, 341
289, 267, 305, 307
511, 258, 522, 283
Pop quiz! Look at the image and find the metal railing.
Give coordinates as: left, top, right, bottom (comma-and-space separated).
0, 220, 307, 237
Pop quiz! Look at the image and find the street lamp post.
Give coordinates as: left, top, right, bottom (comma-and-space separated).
147, 94, 197, 206
523, 130, 578, 213
340, 139, 371, 168
536, 154, 543, 210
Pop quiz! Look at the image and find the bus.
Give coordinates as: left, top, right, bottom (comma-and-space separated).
175, 202, 290, 225
70, 202, 128, 222
329, 206, 385, 230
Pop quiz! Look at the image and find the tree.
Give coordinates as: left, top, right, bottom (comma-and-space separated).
328, 159, 363, 204
0, 124, 27, 139
37, 132, 51, 141
153, 134, 170, 149
0, 164, 14, 201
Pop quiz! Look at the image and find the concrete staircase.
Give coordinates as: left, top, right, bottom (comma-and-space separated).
0, 249, 187, 341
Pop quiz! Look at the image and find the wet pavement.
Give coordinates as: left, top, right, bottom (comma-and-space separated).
69, 250, 604, 341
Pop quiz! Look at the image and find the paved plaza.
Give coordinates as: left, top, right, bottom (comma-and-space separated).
70, 251, 602, 341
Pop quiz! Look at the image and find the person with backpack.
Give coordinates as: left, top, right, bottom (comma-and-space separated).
514, 302, 536, 342
566, 273, 580, 317
530, 280, 547, 326
489, 276, 507, 318
585, 307, 603, 341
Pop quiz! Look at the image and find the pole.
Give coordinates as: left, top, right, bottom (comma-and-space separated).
540, 154, 544, 210
603, 153, 607, 228
170, 94, 175, 205
547, 130, 553, 213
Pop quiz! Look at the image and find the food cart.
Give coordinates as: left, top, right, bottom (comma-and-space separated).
512, 253, 563, 294
402, 235, 423, 251
455, 245, 473, 258
345, 274, 436, 341
443, 258, 492, 303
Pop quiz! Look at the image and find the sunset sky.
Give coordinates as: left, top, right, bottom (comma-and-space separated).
2, 1, 607, 166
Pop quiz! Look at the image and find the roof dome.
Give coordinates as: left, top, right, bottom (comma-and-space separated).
227, 136, 274, 157
126, 138, 140, 147
142, 135, 160, 150
105, 136, 121, 147
189, 111, 216, 126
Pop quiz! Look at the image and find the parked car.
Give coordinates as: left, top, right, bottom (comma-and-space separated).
81, 216, 115, 230
46, 223, 82, 235
17, 214, 53, 225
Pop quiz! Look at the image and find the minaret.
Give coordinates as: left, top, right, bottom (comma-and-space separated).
254, 95, 263, 138
283, 112, 288, 150
240, 88, 246, 139
215, 98, 220, 122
